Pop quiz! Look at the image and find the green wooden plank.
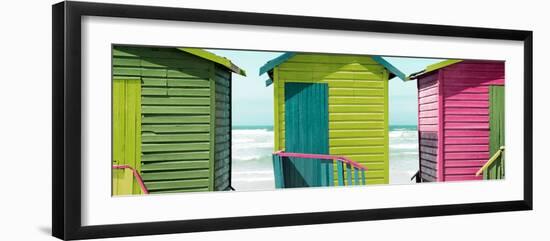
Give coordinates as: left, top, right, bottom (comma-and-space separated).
141, 124, 209, 133
141, 58, 210, 69
142, 87, 167, 96
142, 142, 210, 152
272, 155, 285, 188
346, 164, 352, 185
113, 57, 141, 67
337, 162, 344, 186
167, 69, 210, 79
141, 151, 210, 162
142, 133, 210, 143
112, 47, 140, 57
167, 78, 210, 87
361, 170, 366, 185
142, 97, 210, 106
487, 85, 505, 179
208, 65, 216, 191
167, 88, 210, 97
354, 167, 359, 185
141, 106, 210, 114
150, 187, 209, 194
327, 161, 334, 186
142, 169, 210, 181
145, 179, 209, 190
141, 78, 167, 87
141, 160, 209, 171
142, 116, 210, 124
141, 68, 167, 77
113, 67, 141, 76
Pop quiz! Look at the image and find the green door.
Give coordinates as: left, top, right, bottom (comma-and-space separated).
112, 78, 142, 195
485, 85, 505, 180
283, 83, 329, 187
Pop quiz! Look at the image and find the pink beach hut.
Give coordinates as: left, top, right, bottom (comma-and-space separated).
407, 60, 505, 182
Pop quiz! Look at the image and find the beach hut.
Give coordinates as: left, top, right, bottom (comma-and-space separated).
260, 52, 406, 188
407, 60, 505, 182
111, 46, 246, 195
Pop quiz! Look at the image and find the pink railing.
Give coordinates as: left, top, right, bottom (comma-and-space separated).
112, 165, 149, 194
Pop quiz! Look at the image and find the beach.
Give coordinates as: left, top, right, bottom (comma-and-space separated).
231, 125, 419, 191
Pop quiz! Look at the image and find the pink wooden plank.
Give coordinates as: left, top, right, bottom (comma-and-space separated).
445, 130, 489, 137
437, 71, 445, 181
444, 175, 483, 181
445, 152, 489, 160
445, 86, 489, 94
445, 115, 489, 123
419, 95, 438, 104
444, 160, 486, 167
445, 137, 489, 145
444, 107, 488, 115
445, 167, 482, 175
419, 124, 438, 132
445, 93, 489, 101
444, 122, 489, 130
418, 85, 438, 97
445, 144, 489, 152
446, 63, 504, 71
445, 78, 505, 86
419, 117, 438, 125
418, 78, 438, 89
443, 71, 504, 80
445, 100, 489, 108
419, 103, 438, 112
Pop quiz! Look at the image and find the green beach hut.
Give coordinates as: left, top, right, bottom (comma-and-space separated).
112, 46, 245, 195
260, 52, 405, 187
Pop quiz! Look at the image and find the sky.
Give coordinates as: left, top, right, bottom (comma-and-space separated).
208, 49, 443, 126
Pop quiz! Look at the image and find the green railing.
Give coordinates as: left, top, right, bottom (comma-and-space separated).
272, 151, 368, 188
476, 146, 505, 179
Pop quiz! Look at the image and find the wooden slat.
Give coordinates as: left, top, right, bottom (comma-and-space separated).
141, 160, 209, 171
142, 142, 210, 152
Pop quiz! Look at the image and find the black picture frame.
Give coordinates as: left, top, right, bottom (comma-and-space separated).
52, 1, 533, 240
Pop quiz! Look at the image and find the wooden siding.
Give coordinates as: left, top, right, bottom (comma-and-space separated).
273, 54, 389, 184
440, 61, 504, 181
485, 86, 505, 179
112, 78, 142, 195
112, 46, 232, 193
214, 66, 232, 190
417, 72, 439, 182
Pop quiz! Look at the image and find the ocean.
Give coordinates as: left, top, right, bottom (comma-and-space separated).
231, 125, 419, 191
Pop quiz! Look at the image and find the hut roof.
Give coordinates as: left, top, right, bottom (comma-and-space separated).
406, 59, 463, 81
178, 48, 247, 76
259, 52, 407, 86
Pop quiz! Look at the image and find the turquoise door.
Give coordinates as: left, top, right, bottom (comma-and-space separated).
283, 83, 329, 187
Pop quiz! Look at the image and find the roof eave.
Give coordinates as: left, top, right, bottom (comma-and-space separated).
178, 48, 247, 76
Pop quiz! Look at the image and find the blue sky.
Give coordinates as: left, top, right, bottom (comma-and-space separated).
208, 49, 442, 126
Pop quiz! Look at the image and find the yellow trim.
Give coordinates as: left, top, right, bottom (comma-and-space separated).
476, 146, 505, 176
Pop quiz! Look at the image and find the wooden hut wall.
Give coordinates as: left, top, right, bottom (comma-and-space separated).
112, 46, 231, 193
273, 54, 390, 184
417, 72, 439, 182
439, 61, 504, 181
213, 66, 232, 191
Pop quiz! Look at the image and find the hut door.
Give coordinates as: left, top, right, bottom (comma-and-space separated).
112, 78, 142, 195
284, 83, 329, 187
486, 86, 505, 179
